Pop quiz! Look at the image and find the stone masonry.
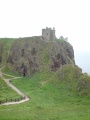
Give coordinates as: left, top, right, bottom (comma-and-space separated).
42, 27, 55, 41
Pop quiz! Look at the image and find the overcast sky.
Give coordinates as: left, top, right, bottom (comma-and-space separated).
0, 0, 90, 74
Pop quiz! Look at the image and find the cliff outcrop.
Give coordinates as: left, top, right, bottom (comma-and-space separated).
0, 37, 90, 96
7, 37, 75, 76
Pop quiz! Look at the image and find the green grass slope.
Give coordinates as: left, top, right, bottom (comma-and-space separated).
0, 77, 20, 101
0, 65, 90, 120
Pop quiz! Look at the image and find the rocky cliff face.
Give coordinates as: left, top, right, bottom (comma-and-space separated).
7, 37, 75, 76
1, 37, 90, 96
0, 44, 3, 63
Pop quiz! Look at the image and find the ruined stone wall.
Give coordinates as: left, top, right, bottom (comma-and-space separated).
50, 29, 55, 41
42, 28, 51, 40
42, 27, 55, 41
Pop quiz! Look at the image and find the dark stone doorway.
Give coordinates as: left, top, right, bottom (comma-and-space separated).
23, 68, 27, 76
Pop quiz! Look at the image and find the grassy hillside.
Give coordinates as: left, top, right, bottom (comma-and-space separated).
0, 65, 90, 120
0, 38, 90, 119
0, 77, 20, 101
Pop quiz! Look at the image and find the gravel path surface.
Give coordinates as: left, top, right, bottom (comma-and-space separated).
0, 66, 30, 106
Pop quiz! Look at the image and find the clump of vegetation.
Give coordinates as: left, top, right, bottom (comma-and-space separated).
58, 64, 90, 96
77, 75, 90, 96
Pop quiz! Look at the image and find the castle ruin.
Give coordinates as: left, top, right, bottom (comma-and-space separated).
42, 27, 55, 41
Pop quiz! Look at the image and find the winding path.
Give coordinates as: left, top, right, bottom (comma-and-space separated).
0, 66, 30, 106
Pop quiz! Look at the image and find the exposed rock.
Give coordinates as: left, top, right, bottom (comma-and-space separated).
0, 44, 3, 63
0, 56, 2, 63
7, 37, 75, 76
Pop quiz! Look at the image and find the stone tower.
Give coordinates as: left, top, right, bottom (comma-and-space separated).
42, 27, 55, 41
